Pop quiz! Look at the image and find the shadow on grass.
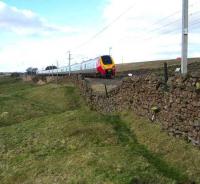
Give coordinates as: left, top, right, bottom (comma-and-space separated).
64, 86, 81, 110
99, 115, 188, 183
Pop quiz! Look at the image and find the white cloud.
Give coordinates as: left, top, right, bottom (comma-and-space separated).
77, 0, 200, 63
0, 1, 82, 72
0, 0, 200, 72
0, 36, 83, 72
0, 1, 75, 36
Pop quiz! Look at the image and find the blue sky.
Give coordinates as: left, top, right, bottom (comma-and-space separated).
0, 0, 199, 72
5, 0, 105, 26
0, 0, 109, 71
0, 0, 106, 45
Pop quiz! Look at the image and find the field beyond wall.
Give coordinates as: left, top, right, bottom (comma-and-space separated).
0, 77, 200, 184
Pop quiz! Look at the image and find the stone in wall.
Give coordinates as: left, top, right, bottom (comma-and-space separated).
73, 74, 200, 147
29, 74, 200, 146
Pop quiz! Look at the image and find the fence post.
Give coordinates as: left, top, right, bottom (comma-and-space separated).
104, 84, 108, 98
164, 62, 168, 83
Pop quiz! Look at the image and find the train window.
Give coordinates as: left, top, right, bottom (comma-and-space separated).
101, 56, 112, 65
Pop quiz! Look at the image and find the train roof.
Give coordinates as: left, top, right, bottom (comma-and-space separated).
81, 55, 111, 64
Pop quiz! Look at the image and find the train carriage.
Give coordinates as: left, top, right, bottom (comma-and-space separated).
37, 55, 115, 78
78, 55, 115, 78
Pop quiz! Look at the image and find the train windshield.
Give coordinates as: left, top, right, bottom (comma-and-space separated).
101, 56, 113, 65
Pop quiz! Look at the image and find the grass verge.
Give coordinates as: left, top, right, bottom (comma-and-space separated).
0, 77, 199, 183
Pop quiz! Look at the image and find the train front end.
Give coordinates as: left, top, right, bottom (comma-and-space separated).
97, 55, 116, 78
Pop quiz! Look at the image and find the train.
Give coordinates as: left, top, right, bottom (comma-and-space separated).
37, 55, 116, 78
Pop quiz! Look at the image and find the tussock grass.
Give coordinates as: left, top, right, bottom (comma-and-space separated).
0, 77, 199, 183
121, 111, 200, 183
0, 79, 69, 127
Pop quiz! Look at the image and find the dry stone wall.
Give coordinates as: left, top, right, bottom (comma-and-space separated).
72, 75, 200, 146
30, 74, 200, 146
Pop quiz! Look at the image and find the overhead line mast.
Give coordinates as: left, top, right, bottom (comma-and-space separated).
68, 51, 71, 76
181, 0, 189, 75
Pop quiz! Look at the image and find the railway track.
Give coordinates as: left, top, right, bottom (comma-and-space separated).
81, 59, 200, 92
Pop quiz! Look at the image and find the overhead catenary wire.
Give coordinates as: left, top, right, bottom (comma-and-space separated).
112, 3, 199, 47
117, 4, 198, 41
115, 12, 200, 47
68, 0, 199, 65
119, 11, 195, 43
190, 19, 200, 26
71, 4, 136, 51
73, 10, 182, 56
143, 10, 200, 38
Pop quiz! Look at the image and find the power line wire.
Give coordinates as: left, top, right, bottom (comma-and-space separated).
114, 2, 200, 45
71, 1, 199, 60
72, 4, 135, 51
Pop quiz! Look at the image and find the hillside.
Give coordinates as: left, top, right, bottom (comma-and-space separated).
0, 77, 200, 183
116, 57, 200, 77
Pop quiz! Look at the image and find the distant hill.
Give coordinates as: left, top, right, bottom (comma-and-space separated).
116, 57, 200, 72
116, 57, 200, 77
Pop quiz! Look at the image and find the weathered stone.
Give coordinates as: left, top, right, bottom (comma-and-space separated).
196, 82, 200, 90
41, 74, 200, 147
192, 101, 200, 107
193, 120, 200, 127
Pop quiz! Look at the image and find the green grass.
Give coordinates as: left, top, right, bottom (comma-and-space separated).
0, 77, 69, 127
121, 111, 200, 183
0, 77, 199, 183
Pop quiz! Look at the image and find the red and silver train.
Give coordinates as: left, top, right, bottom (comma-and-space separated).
37, 55, 116, 78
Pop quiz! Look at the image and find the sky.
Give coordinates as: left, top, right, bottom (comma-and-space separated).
0, 0, 200, 72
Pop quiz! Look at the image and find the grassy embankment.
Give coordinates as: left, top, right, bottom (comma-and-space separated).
0, 77, 200, 184
116, 57, 200, 72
